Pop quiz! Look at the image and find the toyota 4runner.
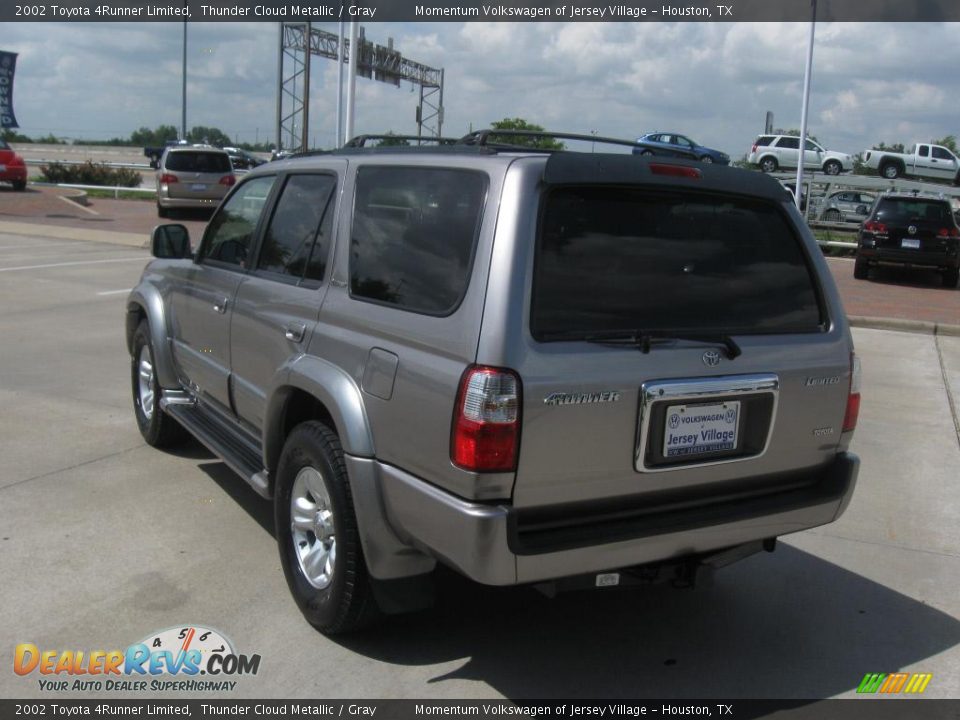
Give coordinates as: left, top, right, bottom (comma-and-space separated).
127, 130, 861, 634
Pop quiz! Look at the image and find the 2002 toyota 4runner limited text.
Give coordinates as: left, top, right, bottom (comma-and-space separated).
126, 130, 861, 634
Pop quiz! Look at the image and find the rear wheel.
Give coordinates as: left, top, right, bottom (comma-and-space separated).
275, 421, 378, 635
639, 150, 653, 157
131, 320, 188, 447
759, 157, 778, 173
157, 202, 169, 219
854, 258, 869, 280
12, 179, 26, 191
880, 163, 901, 179
943, 267, 959, 288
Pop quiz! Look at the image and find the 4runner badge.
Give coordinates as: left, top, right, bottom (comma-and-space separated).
544, 391, 620, 406
702, 350, 721, 367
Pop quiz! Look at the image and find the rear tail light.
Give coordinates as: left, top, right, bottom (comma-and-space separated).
159, 174, 179, 184
751, 143, 758, 153
451, 365, 521, 472
219, 175, 236, 187
863, 220, 887, 234
937, 227, 959, 238
649, 163, 701, 179
843, 353, 861, 433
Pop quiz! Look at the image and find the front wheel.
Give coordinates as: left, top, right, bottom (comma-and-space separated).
823, 160, 842, 176
131, 320, 188, 447
700, 155, 714, 164
275, 421, 378, 635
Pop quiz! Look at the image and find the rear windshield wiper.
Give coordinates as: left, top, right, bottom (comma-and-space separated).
568, 329, 742, 359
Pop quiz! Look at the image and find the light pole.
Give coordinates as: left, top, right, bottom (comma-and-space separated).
181, 12, 187, 141
795, 0, 817, 213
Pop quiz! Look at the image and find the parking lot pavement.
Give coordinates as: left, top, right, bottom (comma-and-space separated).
1, 231, 958, 702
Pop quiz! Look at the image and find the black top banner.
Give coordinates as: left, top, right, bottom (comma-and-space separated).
0, 51, 19, 129
4, 0, 960, 22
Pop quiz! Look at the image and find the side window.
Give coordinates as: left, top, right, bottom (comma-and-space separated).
350, 166, 486, 315
918, 145, 930, 157
256, 174, 336, 284
777, 137, 800, 150
804, 139, 821, 151
200, 176, 276, 268
932, 146, 953, 160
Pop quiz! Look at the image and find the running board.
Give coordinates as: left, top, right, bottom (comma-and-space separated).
164, 398, 271, 500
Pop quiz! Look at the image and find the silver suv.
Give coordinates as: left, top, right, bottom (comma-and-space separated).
127, 130, 861, 634
749, 134, 853, 175
156, 145, 235, 218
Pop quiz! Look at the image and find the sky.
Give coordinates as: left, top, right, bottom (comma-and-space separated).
4, 21, 960, 160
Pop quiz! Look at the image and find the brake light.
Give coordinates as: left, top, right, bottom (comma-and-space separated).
937, 227, 959, 238
863, 220, 887, 234
843, 353, 861, 433
451, 365, 521, 472
159, 174, 178, 184
219, 174, 236, 187
649, 163, 701, 179
751, 143, 758, 153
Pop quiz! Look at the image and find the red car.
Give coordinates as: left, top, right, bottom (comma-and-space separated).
0, 138, 27, 191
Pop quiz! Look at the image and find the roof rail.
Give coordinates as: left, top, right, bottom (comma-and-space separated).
457, 129, 649, 153
344, 134, 459, 148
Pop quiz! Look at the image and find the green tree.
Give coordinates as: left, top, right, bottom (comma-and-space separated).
130, 125, 180, 147
374, 132, 411, 147
1, 128, 32, 143
489, 118, 565, 150
872, 141, 906, 153
186, 126, 232, 147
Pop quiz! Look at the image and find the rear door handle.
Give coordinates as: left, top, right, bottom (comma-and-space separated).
284, 322, 306, 342
213, 297, 228, 314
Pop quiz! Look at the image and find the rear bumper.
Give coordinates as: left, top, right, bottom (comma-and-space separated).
377, 453, 859, 586
157, 187, 226, 209
858, 246, 959, 270
0, 167, 27, 182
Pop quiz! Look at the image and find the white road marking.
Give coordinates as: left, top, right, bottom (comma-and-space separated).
58, 195, 100, 216
0, 257, 146, 272
96, 288, 133, 296
0, 242, 87, 251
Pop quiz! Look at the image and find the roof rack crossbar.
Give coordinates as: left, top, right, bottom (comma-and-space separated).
457, 129, 654, 152
345, 134, 459, 148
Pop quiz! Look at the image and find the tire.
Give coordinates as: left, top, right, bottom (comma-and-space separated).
275, 421, 378, 635
853, 258, 869, 280
157, 202, 169, 219
759, 157, 778, 173
639, 150, 653, 157
824, 209, 841, 222
131, 320, 188, 447
943, 267, 959, 288
880, 163, 901, 179
823, 160, 842, 176
12, 179, 26, 191
700, 155, 714, 164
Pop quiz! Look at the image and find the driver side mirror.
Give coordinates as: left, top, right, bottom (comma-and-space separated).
151, 224, 192, 259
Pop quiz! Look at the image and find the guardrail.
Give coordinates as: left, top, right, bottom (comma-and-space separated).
30, 181, 157, 199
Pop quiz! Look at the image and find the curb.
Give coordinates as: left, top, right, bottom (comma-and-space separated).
848, 315, 960, 337
0, 220, 149, 249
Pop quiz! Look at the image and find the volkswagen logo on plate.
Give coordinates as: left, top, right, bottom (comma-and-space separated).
702, 350, 721, 367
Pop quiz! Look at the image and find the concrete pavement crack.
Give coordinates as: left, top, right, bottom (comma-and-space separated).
936, 333, 960, 452
0, 444, 144, 492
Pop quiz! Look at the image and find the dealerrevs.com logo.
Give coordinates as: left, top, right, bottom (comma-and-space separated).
14, 625, 260, 692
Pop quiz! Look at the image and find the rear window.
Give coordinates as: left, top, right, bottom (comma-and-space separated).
531, 187, 824, 340
754, 137, 773, 147
165, 151, 231, 173
874, 198, 952, 225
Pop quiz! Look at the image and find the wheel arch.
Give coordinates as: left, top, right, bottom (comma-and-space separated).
264, 356, 375, 479
125, 284, 180, 389
878, 156, 905, 173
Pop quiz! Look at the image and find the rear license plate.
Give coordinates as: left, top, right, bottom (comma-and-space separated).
901, 238, 920, 249
190, 183, 207, 191
663, 401, 740, 458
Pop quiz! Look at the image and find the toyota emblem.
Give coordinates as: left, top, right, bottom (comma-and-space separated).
702, 350, 721, 367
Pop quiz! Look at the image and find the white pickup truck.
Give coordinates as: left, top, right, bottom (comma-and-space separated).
863, 143, 960, 183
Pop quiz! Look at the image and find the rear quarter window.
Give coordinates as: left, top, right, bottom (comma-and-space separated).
532, 187, 825, 340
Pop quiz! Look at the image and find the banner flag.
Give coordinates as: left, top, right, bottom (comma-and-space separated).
0, 51, 20, 129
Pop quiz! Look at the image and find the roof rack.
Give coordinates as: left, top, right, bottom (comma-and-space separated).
457, 129, 650, 153
344, 134, 459, 148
